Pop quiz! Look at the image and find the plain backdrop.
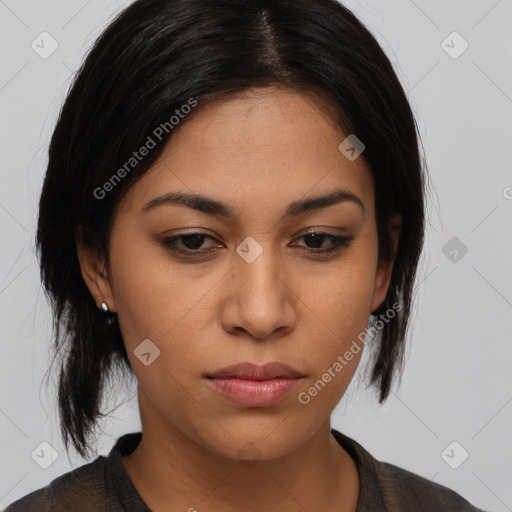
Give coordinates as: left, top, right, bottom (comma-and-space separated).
1, 1, 511, 510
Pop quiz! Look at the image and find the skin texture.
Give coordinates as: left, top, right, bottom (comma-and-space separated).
78, 86, 400, 512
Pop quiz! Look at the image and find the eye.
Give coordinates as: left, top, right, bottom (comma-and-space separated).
160, 231, 353, 257
292, 232, 353, 254
160, 233, 219, 255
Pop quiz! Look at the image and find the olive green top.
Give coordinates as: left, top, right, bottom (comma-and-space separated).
5, 429, 489, 511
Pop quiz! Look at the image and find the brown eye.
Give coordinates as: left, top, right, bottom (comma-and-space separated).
293, 232, 353, 253
160, 231, 353, 258
160, 233, 220, 255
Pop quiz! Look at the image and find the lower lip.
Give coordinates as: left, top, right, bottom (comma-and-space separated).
207, 377, 300, 407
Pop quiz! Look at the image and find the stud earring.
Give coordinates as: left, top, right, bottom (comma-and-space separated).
100, 302, 110, 313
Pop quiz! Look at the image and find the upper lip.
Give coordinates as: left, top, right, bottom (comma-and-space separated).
207, 362, 304, 380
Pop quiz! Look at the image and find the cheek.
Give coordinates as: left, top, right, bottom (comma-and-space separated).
107, 216, 378, 413
107, 230, 218, 384
107, 227, 176, 348
297, 244, 378, 402
309, 248, 377, 340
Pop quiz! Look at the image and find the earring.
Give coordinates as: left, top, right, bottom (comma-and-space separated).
100, 302, 110, 313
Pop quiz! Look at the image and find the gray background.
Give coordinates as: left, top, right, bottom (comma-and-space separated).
1, 1, 511, 510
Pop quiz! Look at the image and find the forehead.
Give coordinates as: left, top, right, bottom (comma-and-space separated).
117, 87, 375, 220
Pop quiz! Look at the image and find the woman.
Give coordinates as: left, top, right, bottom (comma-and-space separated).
5, 0, 490, 510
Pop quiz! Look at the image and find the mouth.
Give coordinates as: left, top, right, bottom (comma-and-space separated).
206, 362, 305, 407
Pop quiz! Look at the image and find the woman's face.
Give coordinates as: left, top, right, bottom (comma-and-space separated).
81, 87, 396, 460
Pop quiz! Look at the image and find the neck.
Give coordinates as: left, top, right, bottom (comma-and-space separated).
122, 393, 359, 512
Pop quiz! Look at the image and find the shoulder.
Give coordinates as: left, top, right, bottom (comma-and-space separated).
331, 429, 489, 512
4, 455, 112, 512
376, 458, 487, 511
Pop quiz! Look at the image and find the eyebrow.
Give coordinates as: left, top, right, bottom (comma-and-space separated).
141, 187, 365, 219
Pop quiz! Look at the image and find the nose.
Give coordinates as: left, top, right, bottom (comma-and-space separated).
221, 243, 297, 340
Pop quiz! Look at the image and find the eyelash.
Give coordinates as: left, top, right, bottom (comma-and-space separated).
160, 231, 353, 257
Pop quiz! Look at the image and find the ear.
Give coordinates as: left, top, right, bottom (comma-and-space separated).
76, 231, 116, 313
370, 214, 401, 314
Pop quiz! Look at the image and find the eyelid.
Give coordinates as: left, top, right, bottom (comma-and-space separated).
159, 229, 353, 256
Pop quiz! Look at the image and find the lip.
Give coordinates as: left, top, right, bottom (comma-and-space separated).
207, 362, 303, 380
206, 362, 304, 407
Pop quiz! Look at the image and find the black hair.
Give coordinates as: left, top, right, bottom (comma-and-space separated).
36, 0, 426, 458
